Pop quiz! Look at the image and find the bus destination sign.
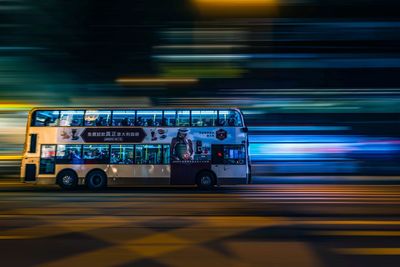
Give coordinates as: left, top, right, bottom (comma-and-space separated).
80, 128, 146, 143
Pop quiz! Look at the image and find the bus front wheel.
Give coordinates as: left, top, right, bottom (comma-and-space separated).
86, 170, 107, 190
196, 171, 216, 190
57, 170, 78, 190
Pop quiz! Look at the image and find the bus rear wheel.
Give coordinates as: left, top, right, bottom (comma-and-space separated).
57, 170, 78, 190
86, 170, 107, 190
196, 171, 216, 190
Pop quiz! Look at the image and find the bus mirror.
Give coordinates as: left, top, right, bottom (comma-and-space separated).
242, 127, 248, 133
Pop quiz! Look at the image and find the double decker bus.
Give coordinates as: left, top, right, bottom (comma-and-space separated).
21, 107, 250, 189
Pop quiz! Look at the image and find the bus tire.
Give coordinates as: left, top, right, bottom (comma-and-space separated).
196, 171, 216, 190
57, 169, 78, 190
86, 170, 107, 190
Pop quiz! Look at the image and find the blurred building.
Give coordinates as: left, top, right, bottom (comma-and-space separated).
0, 0, 399, 176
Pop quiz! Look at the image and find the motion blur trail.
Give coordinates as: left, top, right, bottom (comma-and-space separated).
0, 183, 400, 266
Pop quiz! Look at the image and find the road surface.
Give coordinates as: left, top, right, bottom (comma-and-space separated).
1, 181, 400, 266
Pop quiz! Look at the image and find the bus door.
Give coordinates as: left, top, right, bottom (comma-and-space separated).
211, 145, 247, 179
23, 133, 39, 181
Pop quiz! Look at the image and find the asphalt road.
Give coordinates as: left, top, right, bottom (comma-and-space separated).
1, 181, 400, 267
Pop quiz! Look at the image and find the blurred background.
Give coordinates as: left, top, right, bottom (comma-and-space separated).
1, 0, 399, 178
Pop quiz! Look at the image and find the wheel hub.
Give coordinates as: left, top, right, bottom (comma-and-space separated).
201, 176, 212, 186
62, 175, 73, 185
92, 175, 102, 186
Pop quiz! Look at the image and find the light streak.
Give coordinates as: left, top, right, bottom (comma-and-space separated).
0, 155, 22, 160
116, 78, 198, 85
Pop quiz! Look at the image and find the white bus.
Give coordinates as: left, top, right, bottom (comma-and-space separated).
21, 107, 250, 189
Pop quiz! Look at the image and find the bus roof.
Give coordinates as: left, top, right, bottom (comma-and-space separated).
29, 107, 243, 113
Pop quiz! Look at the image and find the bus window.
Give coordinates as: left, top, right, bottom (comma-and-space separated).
135, 144, 162, 164
163, 110, 176, 126
83, 145, 110, 164
110, 145, 134, 164
60, 111, 84, 127
112, 110, 135, 126
219, 110, 243, 127
85, 110, 111, 126
223, 145, 246, 165
212, 144, 246, 165
136, 111, 162, 127
56, 145, 83, 164
176, 110, 190, 127
32, 110, 60, 126
163, 145, 170, 164
39, 145, 56, 174
191, 110, 217, 127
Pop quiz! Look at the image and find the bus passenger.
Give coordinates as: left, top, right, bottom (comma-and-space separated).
137, 117, 145, 126
121, 117, 129, 126
44, 117, 51, 126
96, 117, 105, 126
228, 115, 236, 126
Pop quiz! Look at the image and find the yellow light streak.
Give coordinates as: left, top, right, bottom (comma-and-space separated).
192, 0, 278, 16
116, 77, 198, 85
194, 0, 276, 6
0, 103, 35, 111
0, 155, 22, 160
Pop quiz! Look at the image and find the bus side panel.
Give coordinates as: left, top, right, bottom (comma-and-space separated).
55, 164, 109, 185
107, 165, 170, 185
170, 162, 211, 185
212, 165, 248, 185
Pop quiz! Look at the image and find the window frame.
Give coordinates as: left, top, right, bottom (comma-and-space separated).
191, 110, 218, 127
84, 110, 112, 127
110, 144, 135, 165
162, 110, 177, 127
162, 144, 170, 165
56, 144, 84, 164
176, 110, 191, 127
39, 144, 57, 174
59, 110, 85, 127
217, 110, 243, 127
31, 110, 61, 127
82, 144, 111, 164
211, 144, 246, 165
30, 109, 244, 127
111, 110, 136, 127
136, 110, 163, 127
134, 144, 167, 165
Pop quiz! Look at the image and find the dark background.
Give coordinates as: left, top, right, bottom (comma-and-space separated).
0, 0, 399, 176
